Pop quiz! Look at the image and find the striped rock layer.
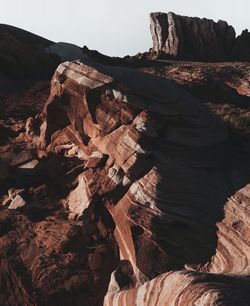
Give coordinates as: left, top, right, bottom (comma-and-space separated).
149, 12, 250, 61
104, 270, 250, 306
37, 59, 250, 304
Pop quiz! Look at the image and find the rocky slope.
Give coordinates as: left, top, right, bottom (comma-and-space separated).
0, 16, 250, 306
149, 12, 250, 61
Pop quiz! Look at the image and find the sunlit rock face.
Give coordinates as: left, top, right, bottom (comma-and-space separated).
37, 59, 235, 282
104, 270, 250, 306
203, 184, 250, 276
149, 12, 250, 62
150, 12, 236, 61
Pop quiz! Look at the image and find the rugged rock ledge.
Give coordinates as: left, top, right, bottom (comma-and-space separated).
37, 59, 228, 278
150, 12, 250, 61
32, 57, 249, 303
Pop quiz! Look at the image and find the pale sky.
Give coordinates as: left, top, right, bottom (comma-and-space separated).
1, 0, 249, 56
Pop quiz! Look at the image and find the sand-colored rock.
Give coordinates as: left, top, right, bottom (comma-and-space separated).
8, 194, 26, 210
104, 270, 250, 306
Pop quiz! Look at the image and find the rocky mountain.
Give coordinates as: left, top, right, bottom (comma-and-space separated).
0, 13, 250, 306
149, 12, 250, 61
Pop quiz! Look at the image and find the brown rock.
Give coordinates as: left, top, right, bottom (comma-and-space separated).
149, 12, 250, 62
150, 12, 235, 61
104, 270, 250, 305
37, 59, 229, 279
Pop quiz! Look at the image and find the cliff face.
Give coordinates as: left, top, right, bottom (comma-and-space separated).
150, 12, 250, 61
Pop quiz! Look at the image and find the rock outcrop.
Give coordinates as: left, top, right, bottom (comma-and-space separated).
0, 22, 250, 306
35, 57, 250, 300
150, 12, 250, 61
104, 270, 250, 306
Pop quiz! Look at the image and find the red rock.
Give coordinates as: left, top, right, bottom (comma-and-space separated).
0, 18, 250, 306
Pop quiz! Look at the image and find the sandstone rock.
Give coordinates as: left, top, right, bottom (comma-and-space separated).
18, 159, 39, 169
104, 270, 250, 306
37, 59, 230, 280
149, 12, 250, 62
8, 194, 26, 210
150, 12, 236, 61
201, 184, 250, 275
1, 22, 250, 305
85, 151, 106, 169
8, 188, 25, 199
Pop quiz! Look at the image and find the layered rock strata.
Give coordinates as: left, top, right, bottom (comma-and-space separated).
150, 12, 250, 61
104, 270, 250, 306
35, 58, 248, 280
1, 33, 250, 304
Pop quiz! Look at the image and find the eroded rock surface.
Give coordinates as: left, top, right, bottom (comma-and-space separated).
104, 270, 250, 306
32, 57, 250, 302
150, 12, 250, 61
1, 29, 250, 305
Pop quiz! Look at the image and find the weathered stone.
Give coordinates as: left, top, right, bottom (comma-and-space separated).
1, 19, 250, 306
18, 159, 39, 169
150, 12, 250, 61
104, 270, 250, 306
8, 188, 25, 199
8, 194, 26, 210
85, 152, 106, 169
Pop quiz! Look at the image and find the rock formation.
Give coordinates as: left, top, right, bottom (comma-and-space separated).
0, 17, 250, 306
150, 12, 250, 61
104, 270, 250, 306
31, 57, 249, 303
